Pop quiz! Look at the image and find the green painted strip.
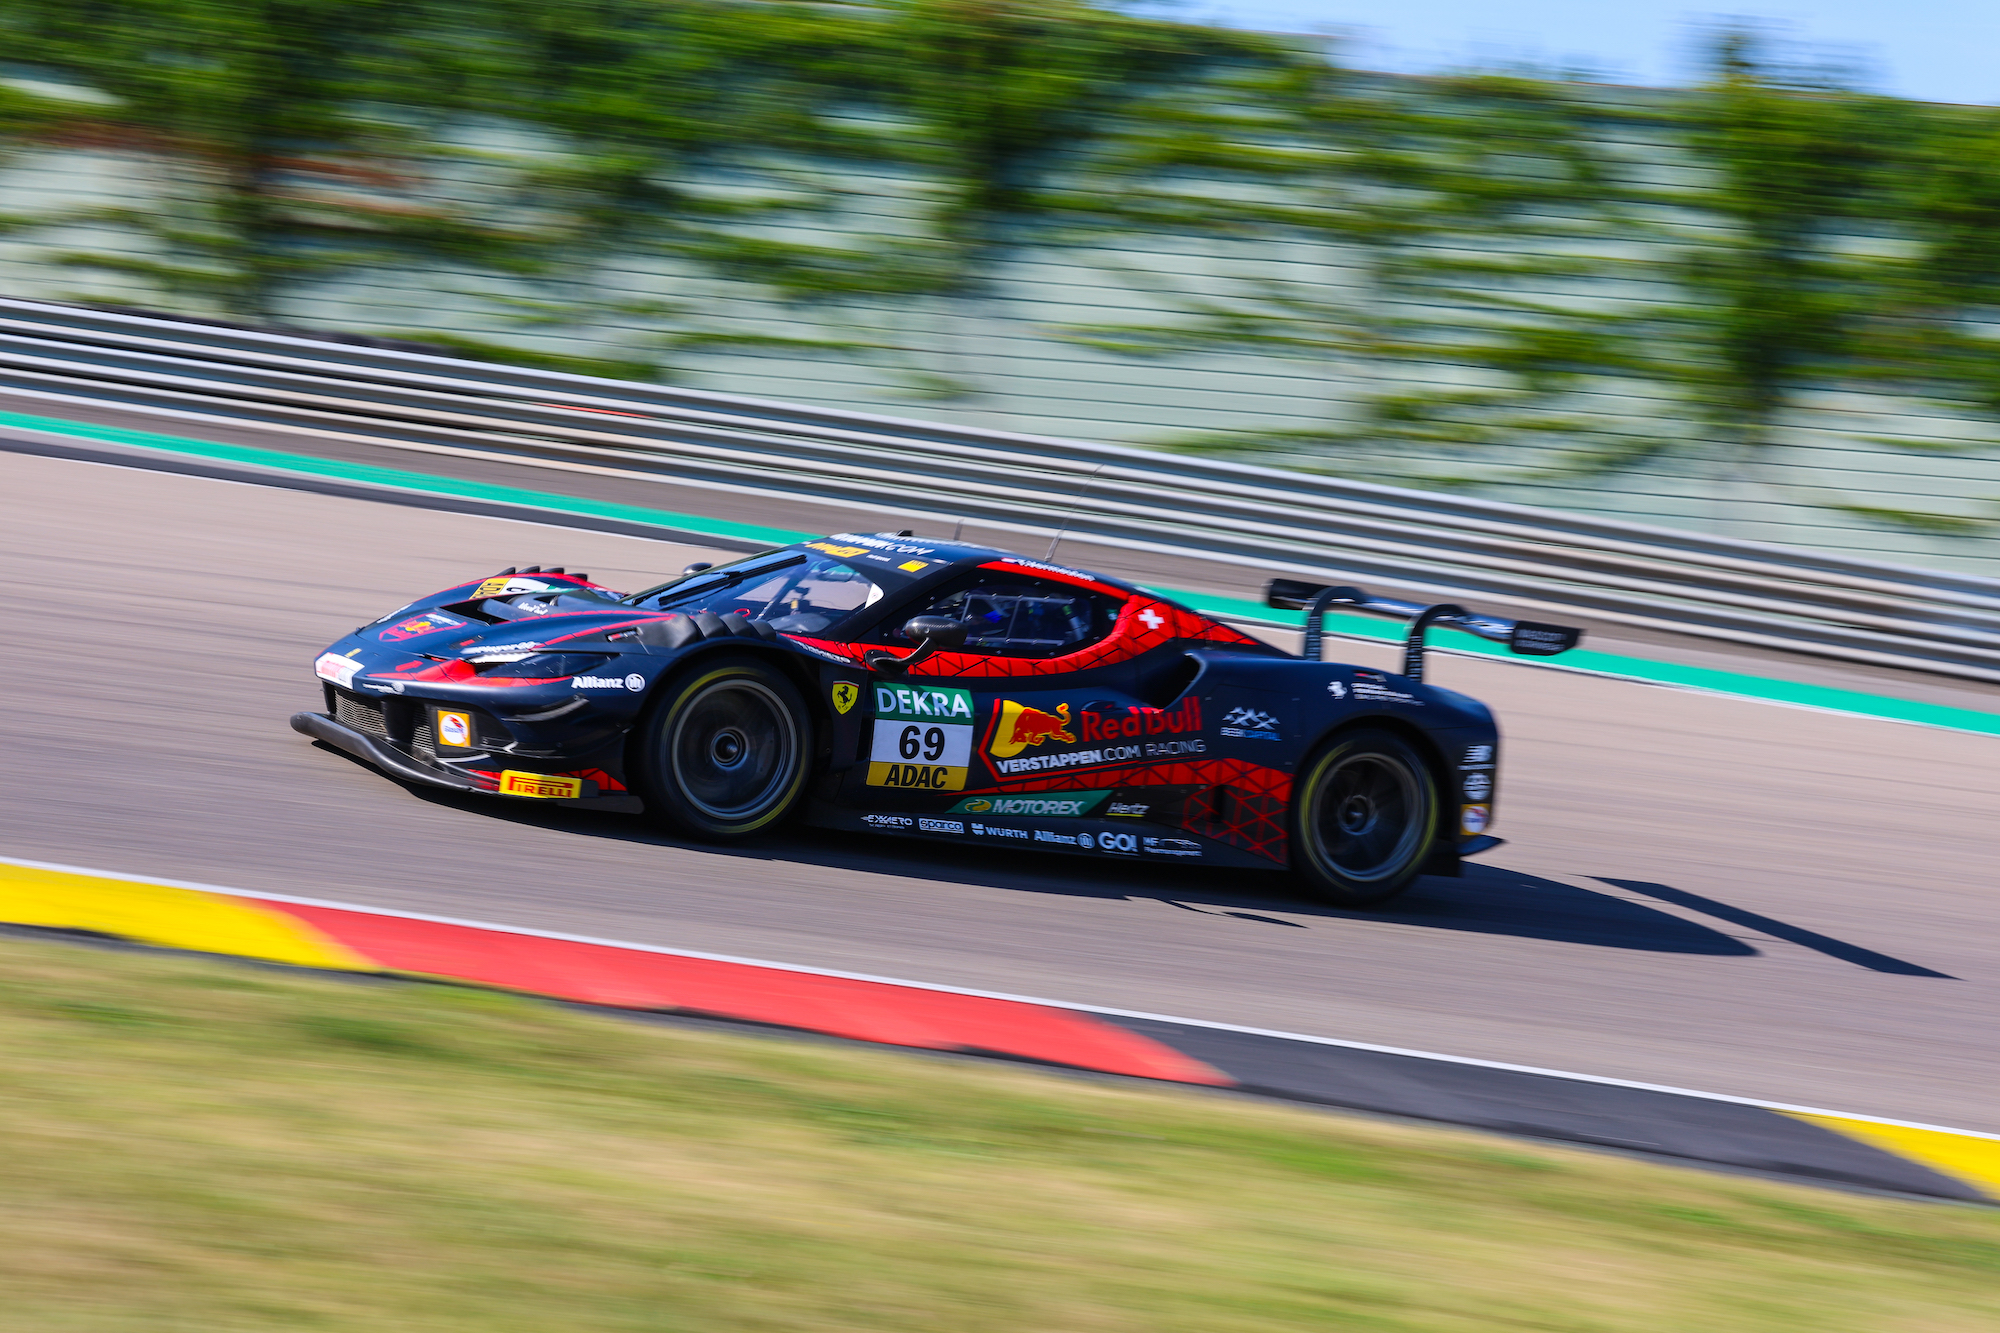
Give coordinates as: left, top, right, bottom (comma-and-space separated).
11, 407, 2000, 738
1163, 588, 2000, 737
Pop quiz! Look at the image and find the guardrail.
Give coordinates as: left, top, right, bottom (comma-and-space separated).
6, 295, 2000, 682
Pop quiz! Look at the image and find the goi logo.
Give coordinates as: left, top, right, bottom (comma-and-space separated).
989, 701, 1076, 758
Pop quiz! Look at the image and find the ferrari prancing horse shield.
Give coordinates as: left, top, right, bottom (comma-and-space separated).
831, 681, 860, 714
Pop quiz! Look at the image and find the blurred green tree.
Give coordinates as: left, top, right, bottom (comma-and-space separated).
1882, 102, 2000, 474
0, 0, 910, 375
1067, 28, 2000, 532
415, 0, 915, 377
1629, 30, 2000, 532
0, 0, 522, 318
838, 0, 1270, 398
1063, 56, 1650, 485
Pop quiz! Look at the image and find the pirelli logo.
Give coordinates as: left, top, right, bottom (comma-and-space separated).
498, 770, 584, 800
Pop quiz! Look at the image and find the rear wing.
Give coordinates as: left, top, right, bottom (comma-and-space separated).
1266, 578, 1582, 682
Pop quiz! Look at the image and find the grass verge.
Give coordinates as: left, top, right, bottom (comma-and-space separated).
2, 930, 1997, 1332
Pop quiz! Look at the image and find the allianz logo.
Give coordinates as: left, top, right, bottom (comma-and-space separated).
572, 673, 646, 691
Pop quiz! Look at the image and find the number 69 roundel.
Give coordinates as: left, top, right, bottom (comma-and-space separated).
867, 684, 975, 791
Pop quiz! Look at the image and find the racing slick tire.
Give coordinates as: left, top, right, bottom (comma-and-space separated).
1289, 727, 1439, 907
635, 656, 811, 840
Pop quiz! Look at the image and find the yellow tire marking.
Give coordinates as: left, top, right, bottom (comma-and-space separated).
1786, 1111, 2000, 1200
0, 863, 374, 971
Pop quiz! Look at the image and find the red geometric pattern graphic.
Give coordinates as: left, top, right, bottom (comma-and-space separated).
961, 758, 1293, 865
1181, 783, 1290, 866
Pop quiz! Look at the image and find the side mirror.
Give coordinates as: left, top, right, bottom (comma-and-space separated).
863, 615, 967, 674
901, 615, 967, 650
682, 562, 714, 576
1507, 621, 1581, 656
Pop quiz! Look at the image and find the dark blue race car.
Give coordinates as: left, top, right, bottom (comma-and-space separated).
295, 532, 1578, 905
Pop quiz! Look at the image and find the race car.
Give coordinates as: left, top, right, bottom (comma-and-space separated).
293, 532, 1579, 905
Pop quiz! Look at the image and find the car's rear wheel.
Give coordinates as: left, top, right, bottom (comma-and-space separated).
636, 656, 810, 840
1290, 727, 1438, 907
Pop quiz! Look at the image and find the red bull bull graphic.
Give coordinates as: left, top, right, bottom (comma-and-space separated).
378, 611, 468, 642
988, 700, 1077, 758
867, 684, 974, 791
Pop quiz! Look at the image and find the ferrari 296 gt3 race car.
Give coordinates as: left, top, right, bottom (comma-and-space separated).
294, 533, 1579, 905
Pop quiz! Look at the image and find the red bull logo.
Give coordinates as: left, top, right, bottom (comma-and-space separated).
1077, 695, 1201, 741
989, 701, 1077, 758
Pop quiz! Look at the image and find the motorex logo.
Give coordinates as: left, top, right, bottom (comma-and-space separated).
946, 791, 1110, 818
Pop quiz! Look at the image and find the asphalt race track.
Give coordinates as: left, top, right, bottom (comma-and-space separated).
5, 444, 1998, 1135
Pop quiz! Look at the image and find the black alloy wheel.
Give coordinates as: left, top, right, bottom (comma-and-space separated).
1290, 727, 1439, 906
637, 656, 810, 839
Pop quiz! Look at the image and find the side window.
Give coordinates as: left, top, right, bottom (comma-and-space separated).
891, 574, 1121, 659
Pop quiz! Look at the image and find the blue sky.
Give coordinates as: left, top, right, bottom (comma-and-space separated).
1147, 2, 2000, 105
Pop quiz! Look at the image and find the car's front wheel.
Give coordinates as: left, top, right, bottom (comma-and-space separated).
1290, 727, 1439, 907
636, 656, 810, 839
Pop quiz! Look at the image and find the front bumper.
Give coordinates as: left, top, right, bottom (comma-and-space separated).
291, 711, 644, 813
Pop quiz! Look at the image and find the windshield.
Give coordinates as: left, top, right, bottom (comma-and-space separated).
628, 550, 884, 637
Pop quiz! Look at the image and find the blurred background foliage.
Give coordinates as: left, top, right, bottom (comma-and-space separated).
5, 1, 2000, 529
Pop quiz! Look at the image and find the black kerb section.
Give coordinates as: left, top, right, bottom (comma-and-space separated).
1103, 1016, 1987, 1201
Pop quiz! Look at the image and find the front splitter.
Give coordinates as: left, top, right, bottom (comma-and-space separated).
290, 712, 645, 813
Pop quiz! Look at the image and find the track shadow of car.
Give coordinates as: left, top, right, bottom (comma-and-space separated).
351, 750, 1757, 958
1596, 878, 1953, 978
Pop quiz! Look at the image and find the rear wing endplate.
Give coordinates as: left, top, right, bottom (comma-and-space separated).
1266, 578, 1582, 682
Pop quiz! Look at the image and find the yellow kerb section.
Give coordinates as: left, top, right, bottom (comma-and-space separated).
0, 863, 375, 971
1786, 1111, 2000, 1201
